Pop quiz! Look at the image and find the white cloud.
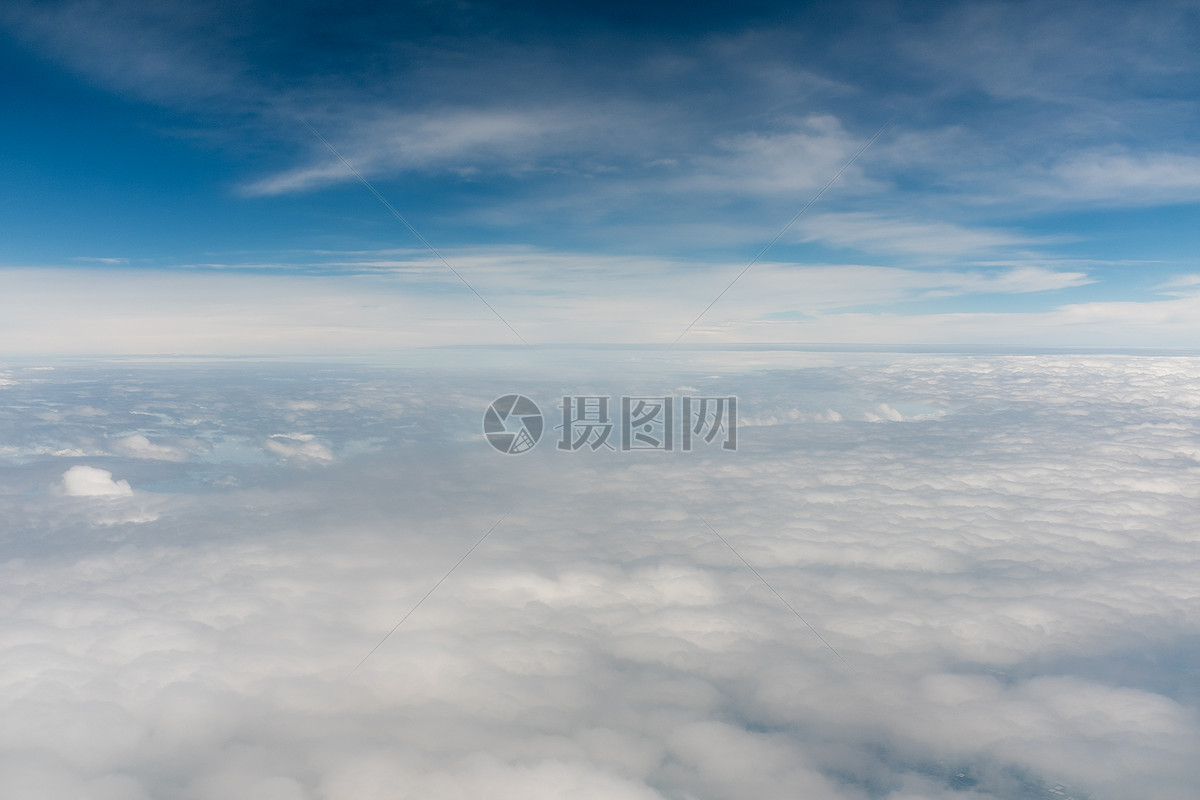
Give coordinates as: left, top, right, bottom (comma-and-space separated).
60, 465, 133, 497
864, 402, 904, 422
744, 263, 1092, 308
1, 0, 243, 107
111, 434, 187, 461
265, 434, 334, 462
1038, 150, 1200, 205
73, 256, 130, 265
678, 284, 1200, 348
942, 265, 1094, 294
4, 357, 1200, 798
793, 213, 1053, 260
242, 103, 661, 196
680, 115, 879, 196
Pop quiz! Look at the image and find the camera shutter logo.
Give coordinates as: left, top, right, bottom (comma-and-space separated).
483, 394, 544, 454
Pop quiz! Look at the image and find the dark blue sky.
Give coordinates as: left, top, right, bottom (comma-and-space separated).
2, 0, 1199, 350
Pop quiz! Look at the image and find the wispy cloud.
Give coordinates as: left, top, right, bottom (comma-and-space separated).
1035, 150, 1200, 205
242, 106, 644, 196
72, 256, 130, 265
792, 212, 1054, 260
1155, 274, 1200, 297
1, 0, 245, 105
675, 114, 882, 196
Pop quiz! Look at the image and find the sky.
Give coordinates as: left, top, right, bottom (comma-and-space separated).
2, 0, 1200, 351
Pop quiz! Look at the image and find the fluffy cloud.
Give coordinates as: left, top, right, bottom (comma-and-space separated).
2, 356, 1198, 799
60, 465, 133, 496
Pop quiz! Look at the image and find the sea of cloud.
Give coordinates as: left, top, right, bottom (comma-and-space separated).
0, 352, 1197, 799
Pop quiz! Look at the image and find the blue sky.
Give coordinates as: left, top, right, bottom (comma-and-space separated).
2, 0, 1200, 351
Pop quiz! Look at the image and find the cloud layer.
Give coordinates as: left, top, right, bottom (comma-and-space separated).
2, 355, 1198, 798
